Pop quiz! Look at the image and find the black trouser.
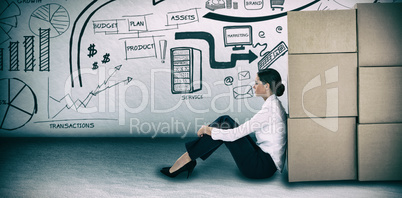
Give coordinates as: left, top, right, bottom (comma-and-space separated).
185, 115, 277, 179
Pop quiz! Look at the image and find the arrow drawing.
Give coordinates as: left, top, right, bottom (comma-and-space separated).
93, 76, 132, 95
153, 0, 166, 5
175, 32, 257, 69
49, 65, 132, 119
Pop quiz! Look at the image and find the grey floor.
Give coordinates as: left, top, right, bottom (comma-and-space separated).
0, 138, 401, 198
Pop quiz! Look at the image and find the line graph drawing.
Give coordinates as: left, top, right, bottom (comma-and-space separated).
0, 1, 21, 45
48, 65, 132, 119
0, 78, 38, 131
29, 3, 70, 38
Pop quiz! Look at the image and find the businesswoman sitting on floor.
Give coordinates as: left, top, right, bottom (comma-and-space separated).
160, 68, 287, 179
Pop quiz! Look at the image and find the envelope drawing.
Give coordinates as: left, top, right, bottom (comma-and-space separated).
238, 71, 250, 81
233, 85, 254, 99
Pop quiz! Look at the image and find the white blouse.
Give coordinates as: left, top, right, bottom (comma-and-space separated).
211, 94, 287, 172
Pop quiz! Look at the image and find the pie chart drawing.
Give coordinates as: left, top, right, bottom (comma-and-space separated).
29, 3, 70, 38
0, 78, 38, 131
0, 0, 21, 45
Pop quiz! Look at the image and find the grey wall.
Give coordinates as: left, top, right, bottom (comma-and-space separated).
0, 0, 393, 137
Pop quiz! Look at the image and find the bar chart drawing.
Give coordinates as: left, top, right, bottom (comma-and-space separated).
9, 41, 19, 71
24, 36, 35, 72
1, 30, 51, 73
39, 28, 50, 72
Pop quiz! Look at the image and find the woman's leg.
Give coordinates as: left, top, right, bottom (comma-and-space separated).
185, 115, 239, 160
169, 115, 238, 172
186, 134, 277, 179
186, 115, 277, 179
224, 136, 277, 179
170, 115, 277, 179
168, 152, 192, 173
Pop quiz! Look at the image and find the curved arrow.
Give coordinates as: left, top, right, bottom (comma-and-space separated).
153, 0, 166, 5
175, 32, 257, 69
69, 0, 116, 88
203, 0, 320, 23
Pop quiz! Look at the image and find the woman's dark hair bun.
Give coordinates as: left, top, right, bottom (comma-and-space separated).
276, 83, 285, 97
257, 68, 285, 97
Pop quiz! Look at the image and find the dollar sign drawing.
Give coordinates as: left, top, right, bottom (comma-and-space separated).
102, 53, 110, 64
88, 44, 97, 58
92, 62, 99, 70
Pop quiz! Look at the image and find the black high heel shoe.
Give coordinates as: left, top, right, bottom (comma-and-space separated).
160, 160, 197, 178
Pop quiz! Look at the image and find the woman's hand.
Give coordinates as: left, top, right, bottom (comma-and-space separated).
197, 125, 212, 137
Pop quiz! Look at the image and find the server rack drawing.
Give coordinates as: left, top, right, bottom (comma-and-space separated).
171, 47, 202, 94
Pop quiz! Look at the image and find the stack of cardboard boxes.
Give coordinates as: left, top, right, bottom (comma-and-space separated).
287, 9, 358, 182
286, 3, 402, 182
355, 3, 402, 181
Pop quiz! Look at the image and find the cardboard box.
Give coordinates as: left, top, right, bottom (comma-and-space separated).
288, 53, 357, 118
356, 3, 402, 67
288, 117, 357, 182
358, 123, 402, 181
359, 67, 402, 123
288, 9, 357, 54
